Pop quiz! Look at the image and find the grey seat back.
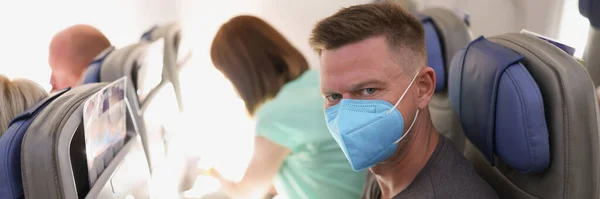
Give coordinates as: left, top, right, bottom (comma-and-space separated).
84, 38, 178, 174
140, 22, 189, 112
449, 33, 600, 199
21, 80, 151, 199
419, 7, 473, 152
91, 41, 166, 172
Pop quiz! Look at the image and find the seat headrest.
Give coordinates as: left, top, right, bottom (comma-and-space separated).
521, 29, 576, 56
580, 0, 600, 28
416, 14, 445, 92
140, 26, 158, 41
83, 46, 116, 84
449, 36, 550, 174
417, 8, 473, 93
452, 10, 471, 27
98, 43, 148, 84
138, 22, 186, 112
139, 22, 180, 45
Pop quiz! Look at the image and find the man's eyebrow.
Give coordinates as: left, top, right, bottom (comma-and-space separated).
321, 89, 337, 96
350, 79, 385, 91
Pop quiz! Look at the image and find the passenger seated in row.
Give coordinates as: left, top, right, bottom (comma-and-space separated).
49, 24, 111, 93
208, 15, 366, 199
0, 75, 47, 134
309, 2, 498, 199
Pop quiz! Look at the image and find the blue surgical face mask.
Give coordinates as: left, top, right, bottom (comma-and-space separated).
325, 72, 420, 171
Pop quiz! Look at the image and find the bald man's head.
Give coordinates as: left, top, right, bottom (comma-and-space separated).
49, 24, 111, 92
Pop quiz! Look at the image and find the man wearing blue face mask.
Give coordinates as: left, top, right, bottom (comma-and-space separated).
309, 2, 498, 199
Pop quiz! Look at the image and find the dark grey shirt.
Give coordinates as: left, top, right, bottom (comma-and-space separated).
361, 136, 498, 199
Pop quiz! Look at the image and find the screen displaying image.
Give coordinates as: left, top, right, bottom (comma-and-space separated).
82, 77, 128, 186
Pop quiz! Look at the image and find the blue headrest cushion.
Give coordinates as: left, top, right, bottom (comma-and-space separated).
415, 14, 446, 92
83, 61, 102, 84
580, 0, 600, 28
0, 88, 69, 198
141, 26, 158, 41
83, 47, 115, 84
449, 36, 550, 174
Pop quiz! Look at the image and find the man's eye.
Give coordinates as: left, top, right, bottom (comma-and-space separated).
326, 93, 343, 101
362, 88, 377, 95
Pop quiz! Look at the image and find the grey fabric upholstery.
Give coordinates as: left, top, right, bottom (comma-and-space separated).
21, 82, 151, 199
97, 42, 169, 172
422, 7, 473, 153
21, 84, 106, 199
464, 33, 600, 199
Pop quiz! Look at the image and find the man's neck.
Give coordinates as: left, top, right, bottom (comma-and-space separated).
370, 113, 439, 199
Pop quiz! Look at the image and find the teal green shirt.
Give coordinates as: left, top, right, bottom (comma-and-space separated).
255, 69, 366, 199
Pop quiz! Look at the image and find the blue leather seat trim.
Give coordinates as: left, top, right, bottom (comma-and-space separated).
415, 14, 446, 92
449, 36, 550, 174
83, 47, 115, 84
140, 26, 158, 41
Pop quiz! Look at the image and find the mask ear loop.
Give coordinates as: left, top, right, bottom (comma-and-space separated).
386, 72, 420, 115
393, 109, 419, 144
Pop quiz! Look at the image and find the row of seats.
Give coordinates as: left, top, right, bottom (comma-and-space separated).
1, 4, 597, 198
421, 3, 600, 199
0, 22, 190, 198
417, 7, 472, 153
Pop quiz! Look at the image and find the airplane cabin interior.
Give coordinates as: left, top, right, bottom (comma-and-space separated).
0, 0, 599, 198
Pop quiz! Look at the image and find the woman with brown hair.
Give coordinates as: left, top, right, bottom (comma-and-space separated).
208, 15, 366, 199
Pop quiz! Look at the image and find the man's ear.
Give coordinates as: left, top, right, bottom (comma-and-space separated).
416, 66, 436, 109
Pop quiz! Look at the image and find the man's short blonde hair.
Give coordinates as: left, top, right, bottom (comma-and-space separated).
309, 2, 426, 73
0, 75, 48, 135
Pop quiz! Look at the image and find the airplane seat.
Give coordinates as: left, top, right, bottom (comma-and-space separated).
449, 33, 600, 199
0, 88, 70, 199
140, 22, 189, 112
81, 38, 174, 173
580, 0, 600, 87
82, 46, 116, 84
416, 7, 473, 152
140, 23, 198, 192
83, 37, 188, 195
20, 80, 151, 199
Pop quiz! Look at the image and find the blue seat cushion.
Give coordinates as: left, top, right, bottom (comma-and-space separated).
0, 88, 69, 198
140, 26, 158, 41
83, 47, 115, 84
83, 61, 102, 84
449, 36, 550, 174
580, 0, 600, 29
415, 14, 446, 92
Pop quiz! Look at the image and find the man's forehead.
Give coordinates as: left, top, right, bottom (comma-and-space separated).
319, 37, 402, 92
321, 37, 390, 64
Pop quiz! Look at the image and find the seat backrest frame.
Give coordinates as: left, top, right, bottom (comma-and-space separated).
420, 7, 473, 152
453, 33, 600, 199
